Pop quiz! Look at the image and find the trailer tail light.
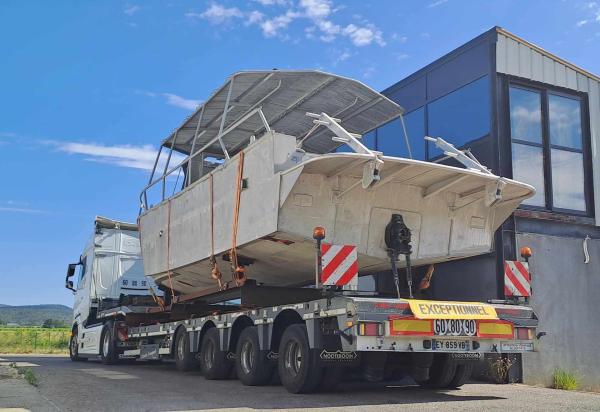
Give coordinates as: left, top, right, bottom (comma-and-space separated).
477, 320, 514, 339
516, 327, 535, 340
389, 317, 433, 336
117, 325, 129, 342
358, 321, 384, 336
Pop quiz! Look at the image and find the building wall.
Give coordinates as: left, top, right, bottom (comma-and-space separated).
519, 232, 600, 391
496, 30, 600, 225
494, 29, 600, 388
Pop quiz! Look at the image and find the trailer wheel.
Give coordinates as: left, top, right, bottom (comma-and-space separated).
416, 354, 456, 389
174, 327, 197, 372
447, 362, 473, 388
200, 328, 231, 379
278, 324, 322, 394
69, 328, 85, 362
100, 322, 118, 365
235, 326, 274, 386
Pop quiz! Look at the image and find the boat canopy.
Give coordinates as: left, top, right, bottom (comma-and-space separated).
161, 70, 404, 157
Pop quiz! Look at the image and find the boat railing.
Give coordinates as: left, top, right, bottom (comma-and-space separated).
139, 106, 273, 214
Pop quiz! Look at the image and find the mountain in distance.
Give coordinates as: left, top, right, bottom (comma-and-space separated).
0, 304, 72, 326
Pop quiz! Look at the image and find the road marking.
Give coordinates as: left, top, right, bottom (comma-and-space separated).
77, 368, 138, 380
0, 362, 39, 367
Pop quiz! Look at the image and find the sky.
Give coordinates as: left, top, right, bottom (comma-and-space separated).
1, 0, 599, 307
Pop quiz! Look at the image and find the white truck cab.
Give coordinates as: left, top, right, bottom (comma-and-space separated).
65, 216, 161, 359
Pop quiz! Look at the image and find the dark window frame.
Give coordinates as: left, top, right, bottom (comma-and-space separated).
506, 77, 594, 218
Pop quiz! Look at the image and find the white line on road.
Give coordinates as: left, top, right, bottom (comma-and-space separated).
77, 368, 138, 380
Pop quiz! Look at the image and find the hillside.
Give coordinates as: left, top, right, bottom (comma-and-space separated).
0, 304, 72, 326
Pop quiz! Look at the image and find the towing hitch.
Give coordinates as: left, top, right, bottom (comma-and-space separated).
385, 214, 414, 299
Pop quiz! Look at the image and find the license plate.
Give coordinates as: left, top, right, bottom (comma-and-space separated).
432, 339, 470, 351
433, 319, 476, 336
501, 342, 534, 352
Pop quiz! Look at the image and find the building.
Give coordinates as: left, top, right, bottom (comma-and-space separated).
371, 27, 600, 390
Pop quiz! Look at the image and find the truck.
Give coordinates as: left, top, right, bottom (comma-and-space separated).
65, 216, 538, 393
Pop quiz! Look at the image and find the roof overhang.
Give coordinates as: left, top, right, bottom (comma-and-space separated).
161, 70, 404, 156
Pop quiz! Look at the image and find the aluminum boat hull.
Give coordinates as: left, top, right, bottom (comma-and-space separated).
139, 132, 534, 294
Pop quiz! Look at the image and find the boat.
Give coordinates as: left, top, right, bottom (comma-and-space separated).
138, 70, 535, 296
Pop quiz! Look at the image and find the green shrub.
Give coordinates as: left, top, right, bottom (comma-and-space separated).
553, 369, 579, 390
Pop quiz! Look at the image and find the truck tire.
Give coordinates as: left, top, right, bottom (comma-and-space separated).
278, 324, 323, 394
200, 328, 231, 379
416, 354, 456, 389
69, 328, 85, 362
100, 322, 118, 365
174, 327, 197, 372
447, 362, 473, 388
235, 326, 274, 386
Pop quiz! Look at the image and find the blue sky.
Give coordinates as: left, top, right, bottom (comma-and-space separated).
1, 0, 599, 307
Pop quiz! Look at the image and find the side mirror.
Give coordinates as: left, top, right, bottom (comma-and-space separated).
65, 263, 78, 292
66, 263, 77, 278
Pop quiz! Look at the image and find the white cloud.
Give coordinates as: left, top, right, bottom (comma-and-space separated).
427, 0, 448, 8
576, 19, 589, 27
124, 4, 141, 16
0, 206, 49, 214
190, 0, 386, 47
48, 141, 187, 173
246, 10, 264, 25
142, 91, 201, 111
253, 0, 289, 5
342, 24, 385, 47
162, 93, 201, 110
191, 3, 244, 24
300, 0, 332, 20
260, 10, 300, 37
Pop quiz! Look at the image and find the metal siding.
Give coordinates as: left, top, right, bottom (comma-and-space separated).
496, 34, 507, 73
531, 50, 544, 82
518, 42, 531, 79
506, 38, 520, 75
542, 55, 555, 84
578, 72, 589, 92
589, 79, 600, 224
566, 67, 578, 90
554, 61, 567, 87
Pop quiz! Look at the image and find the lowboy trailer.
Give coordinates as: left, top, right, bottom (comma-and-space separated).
65, 217, 538, 393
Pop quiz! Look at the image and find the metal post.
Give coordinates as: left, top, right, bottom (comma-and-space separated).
186, 104, 206, 187
217, 78, 235, 160
405, 253, 414, 299
315, 238, 322, 289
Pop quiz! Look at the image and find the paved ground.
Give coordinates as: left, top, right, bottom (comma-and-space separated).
0, 355, 599, 412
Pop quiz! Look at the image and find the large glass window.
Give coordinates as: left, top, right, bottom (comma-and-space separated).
510, 87, 545, 207
549, 94, 585, 211
509, 85, 588, 213
427, 76, 490, 158
377, 107, 425, 160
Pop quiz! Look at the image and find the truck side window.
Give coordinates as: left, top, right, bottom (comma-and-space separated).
77, 256, 87, 289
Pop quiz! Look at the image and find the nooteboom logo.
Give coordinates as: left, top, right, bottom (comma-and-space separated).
319, 350, 358, 361
266, 351, 279, 360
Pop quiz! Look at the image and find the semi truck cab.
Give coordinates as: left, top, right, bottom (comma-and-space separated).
65, 216, 161, 358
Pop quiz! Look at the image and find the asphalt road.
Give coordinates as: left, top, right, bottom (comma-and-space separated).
1, 355, 599, 412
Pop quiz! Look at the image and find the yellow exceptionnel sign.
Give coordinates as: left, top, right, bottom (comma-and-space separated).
408, 299, 498, 320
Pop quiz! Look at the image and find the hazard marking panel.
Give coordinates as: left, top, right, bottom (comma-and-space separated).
321, 243, 358, 287
504, 261, 531, 297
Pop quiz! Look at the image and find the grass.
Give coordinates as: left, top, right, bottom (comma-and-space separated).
0, 327, 70, 354
553, 369, 579, 390
8, 362, 38, 386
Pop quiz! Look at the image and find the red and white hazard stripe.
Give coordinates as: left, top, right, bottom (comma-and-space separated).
504, 260, 531, 297
321, 243, 358, 287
